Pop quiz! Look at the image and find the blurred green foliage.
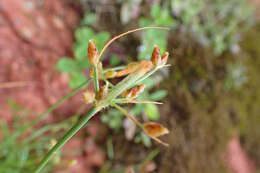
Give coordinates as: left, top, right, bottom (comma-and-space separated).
138, 3, 175, 59
224, 62, 247, 90
135, 1, 253, 56
236, 24, 260, 167
0, 101, 60, 173
99, 149, 159, 173
170, 0, 253, 55
56, 13, 110, 88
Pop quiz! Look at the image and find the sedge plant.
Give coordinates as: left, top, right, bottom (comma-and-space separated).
34, 27, 170, 173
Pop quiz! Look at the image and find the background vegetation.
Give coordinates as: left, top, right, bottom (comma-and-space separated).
0, 0, 259, 172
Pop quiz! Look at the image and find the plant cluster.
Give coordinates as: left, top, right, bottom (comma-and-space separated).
36, 27, 170, 173
57, 12, 169, 146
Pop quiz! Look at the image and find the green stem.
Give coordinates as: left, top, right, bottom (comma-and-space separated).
113, 103, 143, 129
9, 79, 91, 142
28, 79, 91, 129
135, 68, 157, 86
34, 106, 100, 173
93, 66, 99, 95
103, 65, 126, 72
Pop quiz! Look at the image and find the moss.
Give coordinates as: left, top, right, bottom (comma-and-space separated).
156, 24, 260, 172
235, 23, 260, 166
155, 32, 234, 173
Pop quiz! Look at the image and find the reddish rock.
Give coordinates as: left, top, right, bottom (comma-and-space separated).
224, 136, 256, 173
0, 0, 81, 122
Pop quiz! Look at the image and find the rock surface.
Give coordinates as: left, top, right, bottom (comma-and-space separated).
0, 0, 81, 122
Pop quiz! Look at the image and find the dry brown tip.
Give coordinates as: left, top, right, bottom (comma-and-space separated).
143, 122, 169, 138
116, 62, 140, 77
83, 91, 95, 104
105, 70, 117, 79
151, 45, 161, 66
122, 84, 146, 99
161, 52, 169, 65
143, 122, 169, 146
88, 40, 99, 66
138, 60, 154, 75
132, 84, 146, 97
96, 85, 108, 101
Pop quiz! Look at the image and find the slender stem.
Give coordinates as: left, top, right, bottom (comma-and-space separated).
134, 68, 158, 86
34, 106, 100, 173
0, 81, 34, 89
113, 99, 162, 104
113, 103, 143, 129
134, 65, 167, 87
99, 27, 170, 59
103, 66, 126, 73
34, 79, 91, 124
16, 79, 91, 137
93, 66, 99, 95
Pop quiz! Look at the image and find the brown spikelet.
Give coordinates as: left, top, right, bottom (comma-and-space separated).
137, 60, 153, 76
96, 85, 108, 101
90, 63, 103, 78
131, 84, 146, 98
88, 40, 99, 66
83, 91, 95, 104
90, 67, 94, 77
143, 122, 169, 146
151, 45, 161, 66
143, 122, 169, 138
121, 89, 132, 98
161, 52, 169, 65
105, 70, 118, 79
121, 84, 146, 99
116, 62, 140, 77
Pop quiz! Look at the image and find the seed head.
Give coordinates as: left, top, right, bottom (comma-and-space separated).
137, 60, 153, 76
83, 91, 95, 104
116, 62, 140, 77
161, 52, 169, 65
151, 45, 161, 66
90, 62, 103, 78
121, 84, 146, 99
131, 84, 146, 98
105, 70, 117, 79
143, 122, 169, 146
88, 40, 99, 66
96, 85, 108, 101
143, 122, 169, 137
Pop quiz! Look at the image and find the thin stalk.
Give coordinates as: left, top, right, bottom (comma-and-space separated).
135, 68, 158, 86
0, 81, 34, 89
99, 27, 170, 59
34, 106, 101, 173
113, 103, 143, 129
134, 65, 168, 86
103, 65, 126, 73
114, 99, 162, 104
32, 79, 91, 127
93, 66, 99, 95
6, 79, 91, 144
